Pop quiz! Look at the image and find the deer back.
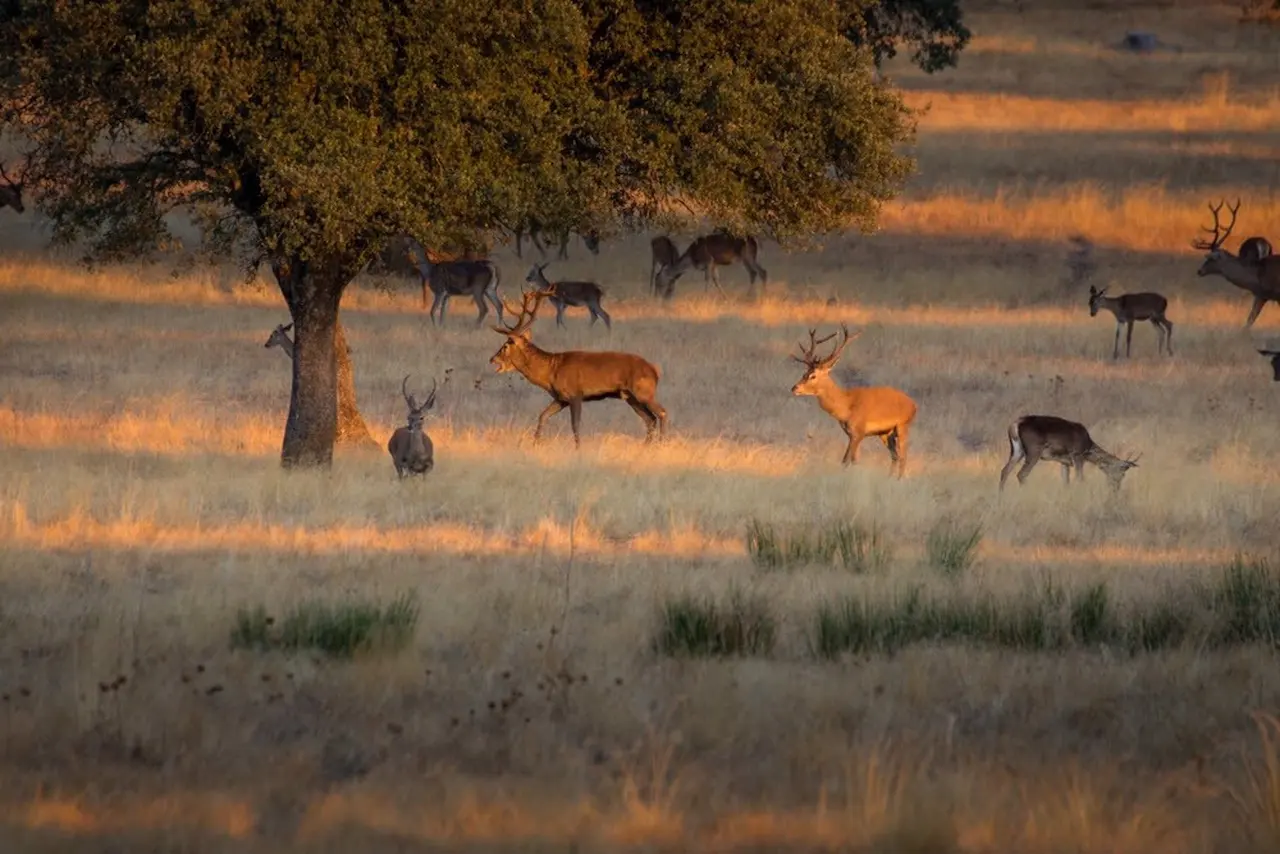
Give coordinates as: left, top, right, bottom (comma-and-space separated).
1116, 292, 1168, 318
833, 385, 918, 428
1014, 415, 1094, 457
549, 280, 604, 304
651, 236, 680, 267
547, 349, 660, 398
431, 259, 496, 294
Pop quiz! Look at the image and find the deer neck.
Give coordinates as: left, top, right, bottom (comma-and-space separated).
1210, 253, 1262, 292
508, 339, 560, 392
277, 338, 295, 360
1100, 297, 1127, 319
1083, 444, 1124, 471
807, 372, 852, 419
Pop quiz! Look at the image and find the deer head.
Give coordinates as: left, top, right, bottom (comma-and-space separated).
1194, 199, 1241, 276
790, 324, 861, 396
1087, 285, 1108, 317
401, 375, 438, 430
489, 287, 553, 373
0, 159, 28, 214
263, 322, 293, 350
524, 262, 552, 288
1101, 450, 1140, 491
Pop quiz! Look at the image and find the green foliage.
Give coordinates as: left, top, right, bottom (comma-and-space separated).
230, 593, 419, 658
926, 518, 983, 578
746, 518, 891, 573
1209, 556, 1280, 646
655, 591, 777, 658
842, 0, 970, 73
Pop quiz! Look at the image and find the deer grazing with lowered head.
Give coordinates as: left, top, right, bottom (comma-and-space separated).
388, 375, 437, 479
405, 237, 505, 327
525, 262, 611, 330
1088, 285, 1174, 359
649, 235, 681, 297
488, 288, 666, 447
0, 160, 27, 214
512, 218, 600, 261
999, 415, 1139, 491
654, 232, 767, 299
790, 325, 918, 478
1193, 199, 1280, 328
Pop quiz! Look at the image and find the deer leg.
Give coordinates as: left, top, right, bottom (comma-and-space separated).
514, 230, 525, 259
485, 287, 505, 325
623, 395, 658, 440
1163, 319, 1174, 355
1060, 463, 1071, 485
710, 264, 729, 299
557, 235, 569, 260
1125, 320, 1135, 358
533, 399, 567, 443
554, 300, 567, 328
594, 302, 612, 331
1112, 322, 1122, 360
429, 290, 446, 325
890, 426, 909, 478
1245, 295, 1266, 328
567, 396, 584, 449
1015, 450, 1042, 485
998, 443, 1024, 491
842, 425, 867, 467
1075, 456, 1085, 483
531, 231, 549, 259
472, 289, 489, 326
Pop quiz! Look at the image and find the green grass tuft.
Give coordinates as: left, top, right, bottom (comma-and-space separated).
746, 518, 891, 573
655, 591, 777, 658
230, 592, 419, 658
926, 518, 983, 578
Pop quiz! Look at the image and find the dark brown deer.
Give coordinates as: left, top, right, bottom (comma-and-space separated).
512, 218, 600, 261
654, 232, 767, 299
488, 288, 666, 447
1087, 285, 1174, 359
0, 160, 26, 214
790, 325, 918, 478
1194, 199, 1280, 327
1258, 349, 1280, 381
649, 235, 681, 296
1239, 236, 1273, 265
999, 415, 1139, 491
387, 376, 437, 479
525, 262, 611, 330
406, 237, 504, 326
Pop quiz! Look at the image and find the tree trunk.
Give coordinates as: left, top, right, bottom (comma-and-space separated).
334, 321, 375, 448
273, 255, 360, 469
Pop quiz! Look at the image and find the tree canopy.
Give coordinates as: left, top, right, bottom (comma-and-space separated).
0, 0, 965, 468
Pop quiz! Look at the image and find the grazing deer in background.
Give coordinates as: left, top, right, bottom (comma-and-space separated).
0, 161, 26, 214
1257, 349, 1280, 381
388, 375, 437, 479
488, 288, 667, 447
654, 232, 767, 299
525, 262, 612, 330
513, 219, 600, 261
1087, 285, 1174, 359
406, 237, 505, 327
649, 235, 681, 296
999, 415, 1140, 491
1194, 199, 1280, 327
790, 325, 918, 478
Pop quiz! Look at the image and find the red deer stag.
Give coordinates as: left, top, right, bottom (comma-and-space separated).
525, 262, 612, 330
790, 325, 918, 478
654, 232, 767, 299
0, 160, 26, 214
387, 376, 437, 479
649, 235, 681, 297
1194, 199, 1280, 327
999, 415, 1139, 491
1087, 285, 1174, 359
406, 237, 504, 327
488, 288, 666, 447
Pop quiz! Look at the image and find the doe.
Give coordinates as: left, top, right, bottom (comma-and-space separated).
999, 414, 1139, 491
1088, 285, 1173, 359
525, 263, 611, 330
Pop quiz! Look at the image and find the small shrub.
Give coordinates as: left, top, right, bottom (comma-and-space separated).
1127, 599, 1194, 653
230, 592, 419, 658
1210, 556, 1280, 646
1070, 583, 1116, 645
746, 517, 890, 573
655, 591, 776, 658
926, 519, 982, 578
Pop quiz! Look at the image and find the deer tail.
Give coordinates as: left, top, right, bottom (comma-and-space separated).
1006, 419, 1024, 461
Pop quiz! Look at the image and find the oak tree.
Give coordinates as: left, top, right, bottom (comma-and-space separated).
1, 0, 956, 468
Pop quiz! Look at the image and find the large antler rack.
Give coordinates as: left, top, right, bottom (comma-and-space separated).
791, 324, 861, 369
1192, 198, 1240, 251
494, 286, 554, 336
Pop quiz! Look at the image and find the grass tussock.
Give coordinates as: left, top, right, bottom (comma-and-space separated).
231, 592, 419, 658
926, 518, 983, 578
812, 557, 1280, 658
746, 518, 891, 574
654, 591, 777, 658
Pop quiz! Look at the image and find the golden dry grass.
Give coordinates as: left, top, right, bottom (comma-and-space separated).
4, 1, 1280, 851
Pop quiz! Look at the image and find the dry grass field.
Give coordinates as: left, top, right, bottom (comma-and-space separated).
4, 1, 1280, 851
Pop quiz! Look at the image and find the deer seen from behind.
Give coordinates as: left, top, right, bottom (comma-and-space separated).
1087, 285, 1174, 359
1193, 199, 1280, 327
649, 235, 681, 296
790, 325, 918, 479
999, 415, 1139, 491
388, 375, 437, 479
488, 288, 666, 448
525, 262, 612, 330
406, 237, 505, 327
654, 232, 767, 299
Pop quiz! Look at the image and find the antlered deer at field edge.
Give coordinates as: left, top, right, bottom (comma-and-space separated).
488, 289, 666, 448
387, 376, 437, 479
790, 325, 917, 478
1193, 199, 1280, 328
999, 415, 1139, 491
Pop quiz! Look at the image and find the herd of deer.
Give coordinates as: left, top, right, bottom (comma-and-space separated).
0, 172, 1273, 491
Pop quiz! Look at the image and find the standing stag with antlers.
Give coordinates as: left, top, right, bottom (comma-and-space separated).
790, 325, 918, 478
1193, 199, 1280, 328
387, 376, 437, 479
488, 288, 667, 448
